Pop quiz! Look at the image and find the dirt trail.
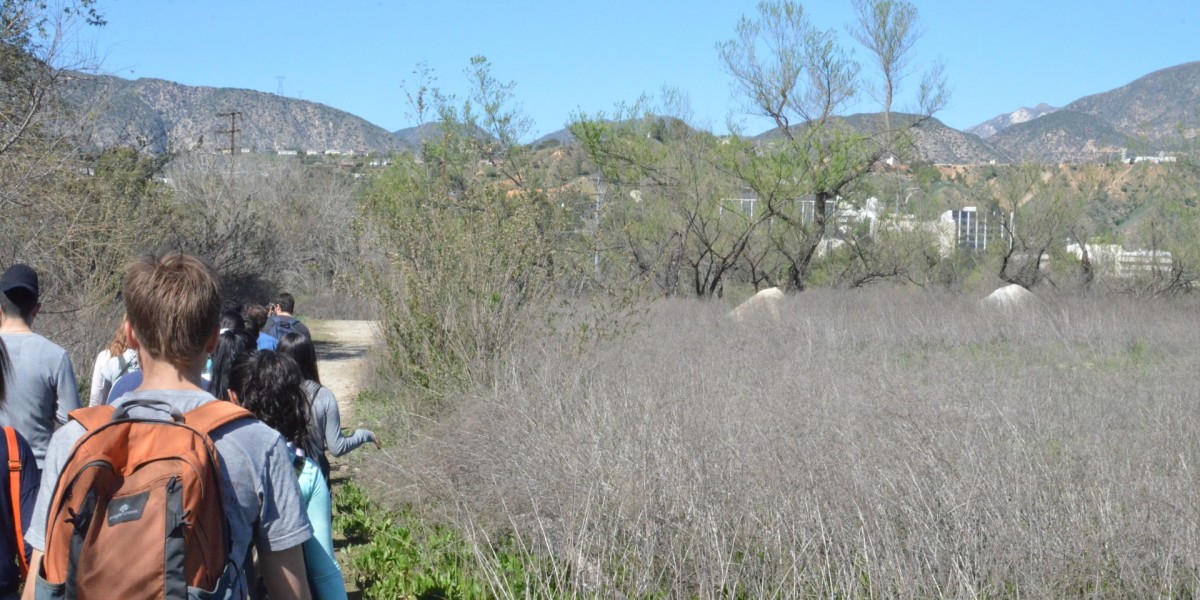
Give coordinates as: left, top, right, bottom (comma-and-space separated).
307, 320, 380, 421
305, 320, 379, 599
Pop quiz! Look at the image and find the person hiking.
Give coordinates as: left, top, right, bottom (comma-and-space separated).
276, 332, 379, 483
264, 293, 312, 342
201, 310, 245, 383
87, 320, 139, 406
207, 329, 256, 402
0, 337, 40, 600
22, 252, 313, 600
243, 304, 278, 351
0, 264, 79, 469
227, 350, 346, 600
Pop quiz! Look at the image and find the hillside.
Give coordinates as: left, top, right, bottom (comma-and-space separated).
754, 113, 1010, 165
967, 103, 1058, 138
64, 74, 411, 154
57, 61, 1200, 165
1066, 61, 1200, 145
992, 62, 1200, 161
393, 123, 445, 148
989, 110, 1128, 163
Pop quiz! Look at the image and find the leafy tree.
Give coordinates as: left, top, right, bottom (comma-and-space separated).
960, 164, 1094, 291
573, 95, 767, 298
1123, 160, 1200, 295
0, 1, 103, 209
569, 1, 948, 297
717, 0, 947, 292
360, 58, 576, 394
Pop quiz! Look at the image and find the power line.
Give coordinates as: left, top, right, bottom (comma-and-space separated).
216, 111, 242, 155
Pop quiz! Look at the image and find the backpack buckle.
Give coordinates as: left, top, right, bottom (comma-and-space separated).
8, 459, 19, 472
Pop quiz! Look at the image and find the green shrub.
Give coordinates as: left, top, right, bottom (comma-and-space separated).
334, 482, 556, 599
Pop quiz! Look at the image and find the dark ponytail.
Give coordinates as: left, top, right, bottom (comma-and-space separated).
209, 329, 256, 402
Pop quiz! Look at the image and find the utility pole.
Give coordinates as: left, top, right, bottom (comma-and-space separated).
216, 111, 242, 155
594, 173, 603, 283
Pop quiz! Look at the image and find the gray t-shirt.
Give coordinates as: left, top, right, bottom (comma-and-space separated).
26, 390, 313, 598
303, 380, 373, 458
0, 332, 79, 468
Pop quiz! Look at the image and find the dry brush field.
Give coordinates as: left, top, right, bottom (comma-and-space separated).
371, 289, 1200, 598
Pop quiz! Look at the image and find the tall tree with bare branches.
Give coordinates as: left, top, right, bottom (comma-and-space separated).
717, 0, 946, 291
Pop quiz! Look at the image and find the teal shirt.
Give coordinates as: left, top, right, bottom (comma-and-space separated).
297, 453, 347, 600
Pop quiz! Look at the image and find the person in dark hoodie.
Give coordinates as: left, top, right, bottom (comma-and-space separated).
265, 293, 312, 342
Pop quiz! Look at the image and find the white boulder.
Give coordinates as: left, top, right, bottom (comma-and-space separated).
980, 284, 1036, 309
729, 287, 785, 321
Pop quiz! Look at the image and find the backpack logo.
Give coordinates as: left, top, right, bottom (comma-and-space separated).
107, 491, 149, 526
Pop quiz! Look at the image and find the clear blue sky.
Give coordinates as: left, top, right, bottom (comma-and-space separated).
77, 1, 1200, 140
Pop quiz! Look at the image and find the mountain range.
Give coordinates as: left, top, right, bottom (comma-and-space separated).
63, 61, 1200, 164
967, 103, 1058, 139
64, 73, 408, 154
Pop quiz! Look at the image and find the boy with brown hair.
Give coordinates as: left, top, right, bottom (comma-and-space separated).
22, 252, 313, 600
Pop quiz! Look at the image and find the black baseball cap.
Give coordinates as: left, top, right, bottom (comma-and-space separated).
0, 264, 39, 300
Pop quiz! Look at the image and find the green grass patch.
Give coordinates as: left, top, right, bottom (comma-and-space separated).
334, 482, 558, 599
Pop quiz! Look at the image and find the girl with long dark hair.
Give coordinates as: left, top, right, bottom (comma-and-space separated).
227, 351, 346, 600
275, 332, 378, 482
207, 329, 257, 402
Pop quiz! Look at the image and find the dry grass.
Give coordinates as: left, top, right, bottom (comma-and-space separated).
364, 288, 1200, 598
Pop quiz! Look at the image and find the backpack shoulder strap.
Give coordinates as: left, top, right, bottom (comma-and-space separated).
183, 401, 254, 436
69, 406, 117, 432
4, 427, 27, 577
115, 352, 136, 380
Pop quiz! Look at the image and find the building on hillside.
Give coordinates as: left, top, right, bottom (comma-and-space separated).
720, 193, 884, 235
721, 193, 759, 218
1132, 155, 1177, 164
797, 196, 841, 224
1120, 149, 1177, 164
953, 207, 987, 250
1067, 243, 1172, 278
836, 196, 879, 238
932, 207, 1006, 256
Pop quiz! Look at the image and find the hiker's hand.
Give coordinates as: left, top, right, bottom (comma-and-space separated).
372, 433, 382, 449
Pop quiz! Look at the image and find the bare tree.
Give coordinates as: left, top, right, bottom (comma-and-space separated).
718, 0, 946, 292
0, 1, 104, 210
849, 0, 918, 132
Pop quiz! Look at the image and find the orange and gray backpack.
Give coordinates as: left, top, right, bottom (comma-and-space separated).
34, 399, 252, 600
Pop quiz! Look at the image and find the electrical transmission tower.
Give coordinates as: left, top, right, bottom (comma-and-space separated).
216, 111, 242, 155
